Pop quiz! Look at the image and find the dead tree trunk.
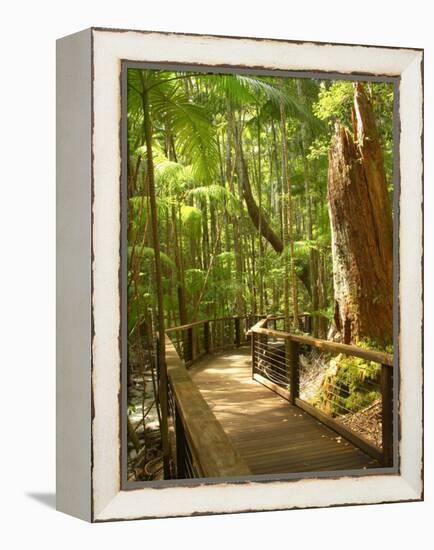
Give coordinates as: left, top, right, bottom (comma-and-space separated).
327, 83, 393, 346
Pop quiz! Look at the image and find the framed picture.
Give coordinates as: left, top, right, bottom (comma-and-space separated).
56, 27, 423, 522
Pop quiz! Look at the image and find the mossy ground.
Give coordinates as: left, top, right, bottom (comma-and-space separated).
311, 339, 392, 418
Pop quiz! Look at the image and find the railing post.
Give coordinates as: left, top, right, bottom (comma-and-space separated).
187, 327, 193, 363
204, 321, 210, 354
251, 330, 257, 378
234, 317, 241, 347
289, 340, 300, 405
175, 406, 187, 479
381, 363, 393, 466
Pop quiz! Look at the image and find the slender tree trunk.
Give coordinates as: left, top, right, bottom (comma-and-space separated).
172, 205, 188, 326
226, 102, 245, 315
141, 80, 170, 477
217, 130, 231, 253
280, 90, 300, 329
271, 120, 283, 241
317, 251, 328, 338
201, 199, 210, 270
296, 80, 319, 335
250, 233, 258, 314
256, 106, 265, 313
327, 83, 393, 345
192, 220, 223, 321
209, 199, 219, 256
282, 187, 290, 330
128, 154, 142, 198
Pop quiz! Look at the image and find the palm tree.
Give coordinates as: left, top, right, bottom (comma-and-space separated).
128, 69, 220, 476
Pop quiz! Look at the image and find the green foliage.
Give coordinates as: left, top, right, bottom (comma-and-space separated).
307, 136, 330, 161
312, 339, 391, 417
126, 67, 394, 337
188, 184, 241, 216
128, 69, 219, 183
128, 246, 176, 271
185, 268, 206, 296
313, 81, 354, 126
180, 205, 202, 238
313, 80, 394, 184
155, 92, 218, 181
294, 239, 319, 257
216, 251, 235, 267
129, 196, 170, 226
155, 159, 186, 191
209, 74, 313, 123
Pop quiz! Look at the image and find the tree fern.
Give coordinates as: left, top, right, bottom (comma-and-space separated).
188, 184, 241, 216
128, 245, 176, 271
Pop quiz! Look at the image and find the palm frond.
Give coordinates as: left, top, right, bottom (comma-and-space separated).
180, 205, 202, 238
128, 245, 176, 271
188, 184, 241, 215
150, 83, 219, 182
129, 195, 170, 217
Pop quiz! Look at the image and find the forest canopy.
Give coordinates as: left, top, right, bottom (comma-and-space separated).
127, 69, 394, 342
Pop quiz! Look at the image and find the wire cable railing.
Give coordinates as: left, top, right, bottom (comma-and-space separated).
250, 318, 394, 466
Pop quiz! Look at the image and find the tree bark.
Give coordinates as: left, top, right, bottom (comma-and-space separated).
256, 106, 265, 313
226, 102, 246, 316
171, 205, 188, 326
327, 83, 393, 346
280, 91, 300, 329
240, 151, 283, 254
297, 80, 320, 336
231, 111, 284, 254
141, 78, 171, 477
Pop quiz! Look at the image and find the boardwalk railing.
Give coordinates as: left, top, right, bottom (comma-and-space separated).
165, 314, 312, 365
250, 318, 394, 466
165, 334, 251, 479
165, 314, 265, 366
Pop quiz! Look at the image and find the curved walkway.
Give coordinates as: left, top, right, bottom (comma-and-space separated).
190, 347, 379, 475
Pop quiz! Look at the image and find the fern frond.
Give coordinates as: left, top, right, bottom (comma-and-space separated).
128, 246, 176, 271
188, 184, 241, 215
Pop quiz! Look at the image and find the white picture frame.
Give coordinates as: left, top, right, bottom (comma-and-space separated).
56, 27, 423, 522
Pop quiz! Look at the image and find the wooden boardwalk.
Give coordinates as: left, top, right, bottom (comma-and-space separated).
190, 347, 379, 475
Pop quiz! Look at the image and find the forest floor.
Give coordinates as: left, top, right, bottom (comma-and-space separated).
299, 352, 327, 402
339, 401, 382, 447
300, 351, 382, 447
127, 371, 164, 481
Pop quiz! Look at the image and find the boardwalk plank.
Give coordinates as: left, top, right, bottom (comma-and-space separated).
190, 347, 380, 475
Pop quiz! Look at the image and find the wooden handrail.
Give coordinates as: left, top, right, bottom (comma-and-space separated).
247, 314, 312, 336
245, 315, 268, 337
252, 325, 393, 366
165, 314, 267, 364
165, 319, 209, 333
165, 314, 264, 334
165, 335, 251, 478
